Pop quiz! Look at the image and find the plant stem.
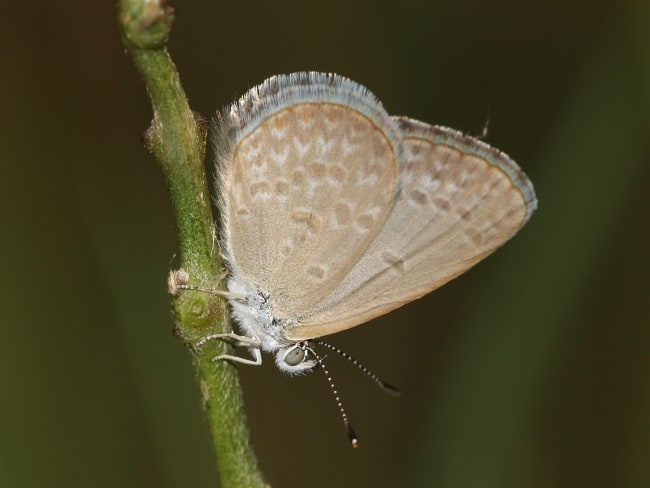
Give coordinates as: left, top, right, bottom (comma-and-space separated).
118, 1, 265, 486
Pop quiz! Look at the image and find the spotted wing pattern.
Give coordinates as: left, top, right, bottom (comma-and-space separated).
287, 117, 536, 340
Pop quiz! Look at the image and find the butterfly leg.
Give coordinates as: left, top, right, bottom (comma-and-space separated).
212, 347, 262, 366
195, 332, 263, 366
196, 331, 261, 347
168, 268, 239, 298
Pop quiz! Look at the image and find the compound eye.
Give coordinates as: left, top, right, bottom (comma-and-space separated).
284, 345, 305, 366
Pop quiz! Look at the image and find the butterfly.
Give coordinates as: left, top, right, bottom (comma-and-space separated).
191, 72, 537, 445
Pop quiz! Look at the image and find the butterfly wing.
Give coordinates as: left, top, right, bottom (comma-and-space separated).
286, 117, 537, 341
216, 73, 401, 319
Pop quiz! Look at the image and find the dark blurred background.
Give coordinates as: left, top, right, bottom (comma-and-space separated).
1, 1, 648, 487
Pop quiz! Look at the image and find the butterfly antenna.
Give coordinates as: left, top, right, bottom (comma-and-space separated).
305, 344, 359, 448
315, 340, 401, 396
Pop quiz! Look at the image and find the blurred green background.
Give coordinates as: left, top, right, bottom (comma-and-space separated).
1, 1, 648, 487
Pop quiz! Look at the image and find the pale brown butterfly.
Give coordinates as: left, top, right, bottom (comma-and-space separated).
191, 72, 537, 446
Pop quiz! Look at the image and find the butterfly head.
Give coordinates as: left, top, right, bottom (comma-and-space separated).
275, 341, 318, 374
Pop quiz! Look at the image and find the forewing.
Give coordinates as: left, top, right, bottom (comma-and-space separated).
216, 73, 400, 319
286, 117, 537, 340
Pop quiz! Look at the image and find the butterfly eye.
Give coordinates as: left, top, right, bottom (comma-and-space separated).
284, 346, 305, 366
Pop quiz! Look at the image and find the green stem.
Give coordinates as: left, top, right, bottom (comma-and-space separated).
118, 1, 265, 486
